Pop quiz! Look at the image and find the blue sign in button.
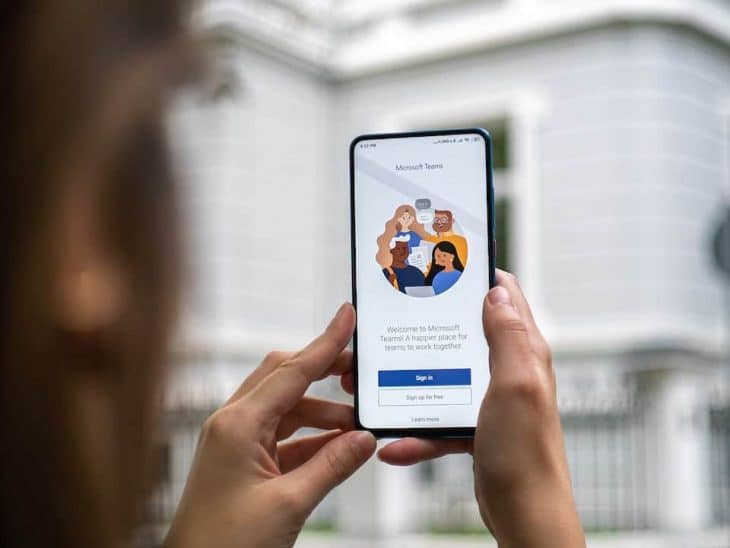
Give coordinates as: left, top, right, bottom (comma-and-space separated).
378, 368, 471, 387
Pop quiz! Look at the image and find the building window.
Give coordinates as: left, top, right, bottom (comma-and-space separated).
469, 119, 512, 271
486, 120, 509, 170
494, 197, 511, 271
407, 117, 513, 271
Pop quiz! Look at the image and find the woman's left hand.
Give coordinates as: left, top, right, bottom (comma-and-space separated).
165, 304, 376, 548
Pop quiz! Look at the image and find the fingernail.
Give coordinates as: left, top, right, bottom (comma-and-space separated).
349, 430, 376, 456
488, 286, 512, 306
330, 303, 348, 325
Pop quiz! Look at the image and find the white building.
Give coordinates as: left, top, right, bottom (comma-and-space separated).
144, 0, 730, 544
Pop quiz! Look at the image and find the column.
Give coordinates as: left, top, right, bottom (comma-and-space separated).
639, 365, 711, 531
335, 448, 420, 539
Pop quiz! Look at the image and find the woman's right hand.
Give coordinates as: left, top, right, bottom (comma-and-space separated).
165, 305, 375, 548
377, 271, 585, 548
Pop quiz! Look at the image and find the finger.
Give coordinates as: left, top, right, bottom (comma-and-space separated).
377, 438, 473, 466
276, 398, 355, 440
244, 304, 356, 418
495, 269, 539, 334
277, 430, 342, 474
224, 351, 297, 406
289, 303, 356, 382
491, 270, 551, 368
340, 371, 354, 395
282, 430, 376, 511
483, 285, 532, 377
225, 349, 352, 407
315, 349, 353, 380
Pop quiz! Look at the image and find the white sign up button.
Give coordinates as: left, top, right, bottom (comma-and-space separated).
379, 387, 472, 406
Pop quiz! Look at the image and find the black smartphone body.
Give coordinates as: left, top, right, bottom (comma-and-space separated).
350, 128, 496, 438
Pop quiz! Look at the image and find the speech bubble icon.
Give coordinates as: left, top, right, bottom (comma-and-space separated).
417, 208, 435, 224
415, 198, 431, 210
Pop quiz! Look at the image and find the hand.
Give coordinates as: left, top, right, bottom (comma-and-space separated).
378, 271, 585, 548
165, 304, 376, 548
385, 267, 397, 285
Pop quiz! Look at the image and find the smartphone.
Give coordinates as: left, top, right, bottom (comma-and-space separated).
350, 128, 496, 438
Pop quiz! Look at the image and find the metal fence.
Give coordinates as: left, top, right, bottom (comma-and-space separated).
417, 396, 730, 535
562, 406, 650, 531
134, 384, 730, 546
710, 405, 730, 525
415, 399, 654, 534
134, 407, 214, 548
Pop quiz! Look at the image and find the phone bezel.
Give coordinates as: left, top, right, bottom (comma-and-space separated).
349, 128, 497, 439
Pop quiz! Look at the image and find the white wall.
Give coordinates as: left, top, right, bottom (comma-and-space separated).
329, 25, 729, 532
164, 17, 730, 536
539, 26, 729, 354
171, 43, 335, 357
333, 23, 730, 357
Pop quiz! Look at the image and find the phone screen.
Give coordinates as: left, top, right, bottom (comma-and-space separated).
351, 130, 495, 435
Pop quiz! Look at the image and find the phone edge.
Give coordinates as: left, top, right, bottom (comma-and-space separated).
350, 128, 497, 439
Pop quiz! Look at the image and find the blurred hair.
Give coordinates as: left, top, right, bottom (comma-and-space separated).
0, 1, 198, 546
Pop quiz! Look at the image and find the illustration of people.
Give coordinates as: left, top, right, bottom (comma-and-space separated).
376, 201, 469, 296
380, 237, 425, 294
376, 205, 427, 265
423, 209, 468, 265
394, 206, 422, 249
424, 241, 464, 295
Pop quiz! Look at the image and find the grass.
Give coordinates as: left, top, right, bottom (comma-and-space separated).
302, 521, 337, 533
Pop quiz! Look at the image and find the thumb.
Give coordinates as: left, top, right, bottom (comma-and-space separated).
286, 430, 376, 511
483, 285, 531, 376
